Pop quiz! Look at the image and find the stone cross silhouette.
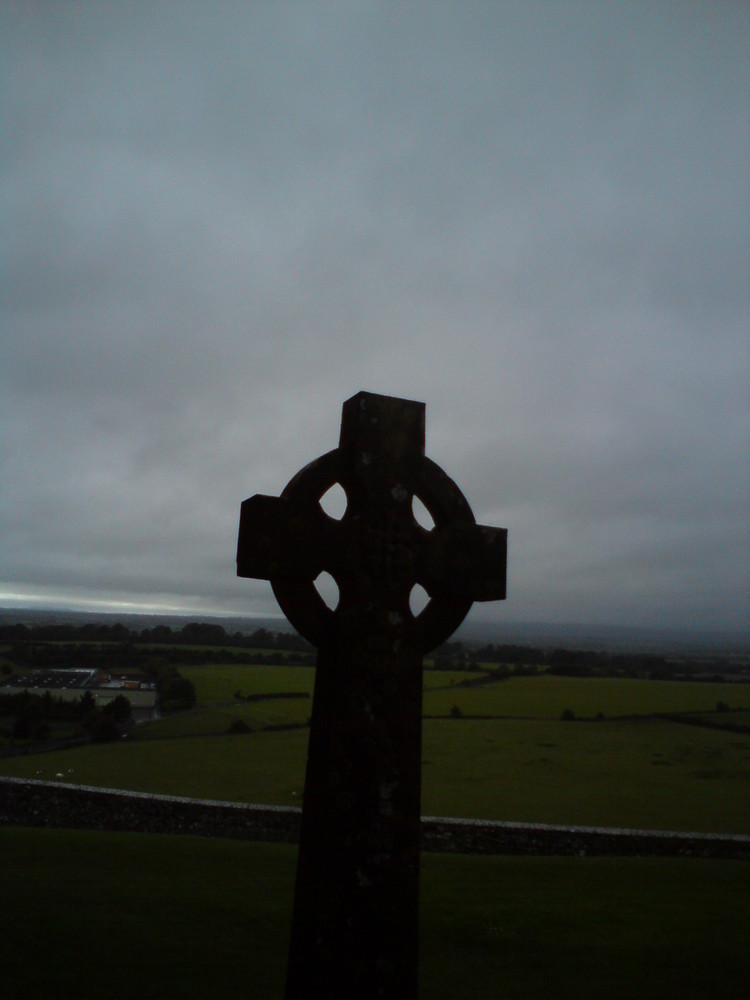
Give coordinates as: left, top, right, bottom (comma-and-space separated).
237, 391, 507, 999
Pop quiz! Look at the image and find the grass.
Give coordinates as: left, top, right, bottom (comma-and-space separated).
2, 667, 748, 833
135, 698, 312, 740
423, 668, 487, 688
136, 666, 482, 740
179, 663, 315, 705
423, 674, 750, 719
2, 665, 748, 996
178, 664, 476, 708
421, 718, 750, 832
0, 728, 310, 804
136, 707, 261, 740
420, 852, 750, 1000
1, 826, 747, 1000
0, 827, 292, 1000
2, 716, 748, 833
133, 663, 316, 739
143, 668, 750, 742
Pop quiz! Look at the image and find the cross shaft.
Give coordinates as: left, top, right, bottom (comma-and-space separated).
237, 391, 507, 998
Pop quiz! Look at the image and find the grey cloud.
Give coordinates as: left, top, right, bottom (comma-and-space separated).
2, 3, 748, 630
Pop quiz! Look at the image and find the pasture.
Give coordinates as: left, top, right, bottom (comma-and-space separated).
2, 826, 747, 1000
1, 665, 748, 832
422, 673, 750, 718
1, 716, 747, 834
2, 661, 748, 999
172, 663, 750, 725
133, 666, 487, 738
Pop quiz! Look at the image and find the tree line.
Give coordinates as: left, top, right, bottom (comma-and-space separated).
0, 688, 133, 743
2, 623, 742, 680
0, 621, 312, 651
4, 641, 313, 672
0, 622, 315, 674
1, 660, 197, 745
432, 641, 742, 680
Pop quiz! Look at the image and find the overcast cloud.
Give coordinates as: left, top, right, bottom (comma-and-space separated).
1, 2, 748, 633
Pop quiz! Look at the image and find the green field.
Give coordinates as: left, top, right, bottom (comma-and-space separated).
423, 673, 750, 718
139, 667, 750, 742
2, 715, 748, 833
1, 826, 747, 1000
1, 667, 748, 833
170, 666, 750, 728
2, 664, 749, 999
176, 664, 481, 703
133, 666, 486, 738
180, 663, 316, 704
421, 718, 750, 832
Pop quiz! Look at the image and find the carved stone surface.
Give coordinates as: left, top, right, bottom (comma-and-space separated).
237, 391, 507, 999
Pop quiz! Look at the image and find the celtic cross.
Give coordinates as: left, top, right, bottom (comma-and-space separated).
237, 391, 507, 999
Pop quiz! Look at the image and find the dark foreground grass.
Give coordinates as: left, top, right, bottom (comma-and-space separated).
1, 827, 747, 1000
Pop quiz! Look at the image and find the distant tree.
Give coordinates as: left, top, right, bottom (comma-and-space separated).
181, 622, 226, 645
248, 628, 273, 648
158, 674, 196, 712
102, 694, 132, 723
149, 625, 173, 643
78, 690, 98, 720
0, 623, 30, 641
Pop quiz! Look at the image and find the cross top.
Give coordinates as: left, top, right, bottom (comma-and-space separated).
237, 391, 506, 654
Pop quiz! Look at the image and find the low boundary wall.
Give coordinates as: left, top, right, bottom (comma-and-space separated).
1, 776, 748, 859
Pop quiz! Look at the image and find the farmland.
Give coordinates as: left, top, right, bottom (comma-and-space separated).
1, 632, 748, 999
422, 672, 750, 719
1, 661, 748, 834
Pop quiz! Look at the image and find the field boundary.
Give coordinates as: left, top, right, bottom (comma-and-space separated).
1, 776, 748, 858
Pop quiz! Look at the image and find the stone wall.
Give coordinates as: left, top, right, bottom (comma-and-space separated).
420, 814, 750, 859
1, 777, 748, 859
0, 776, 299, 843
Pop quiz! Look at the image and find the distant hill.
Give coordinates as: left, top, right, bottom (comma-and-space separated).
1, 606, 747, 658
457, 618, 750, 656
0, 607, 289, 638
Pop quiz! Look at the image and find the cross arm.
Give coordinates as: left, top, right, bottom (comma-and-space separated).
236, 494, 332, 582
420, 523, 507, 601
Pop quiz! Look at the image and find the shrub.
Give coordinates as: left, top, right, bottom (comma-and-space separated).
102, 694, 132, 723
158, 673, 197, 713
78, 690, 98, 720
91, 713, 120, 743
32, 721, 51, 741
12, 717, 31, 740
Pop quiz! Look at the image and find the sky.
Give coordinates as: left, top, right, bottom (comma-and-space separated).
1, 2, 748, 634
